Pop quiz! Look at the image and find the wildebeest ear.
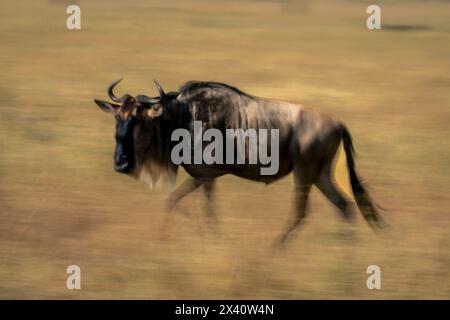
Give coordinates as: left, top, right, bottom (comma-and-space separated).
94, 99, 121, 113
145, 105, 163, 118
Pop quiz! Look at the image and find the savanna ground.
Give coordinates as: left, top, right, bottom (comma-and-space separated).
0, 0, 449, 299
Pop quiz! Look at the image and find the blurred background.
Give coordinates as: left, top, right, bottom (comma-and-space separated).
0, 0, 449, 299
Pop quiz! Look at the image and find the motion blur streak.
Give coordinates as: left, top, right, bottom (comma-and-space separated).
0, 0, 449, 299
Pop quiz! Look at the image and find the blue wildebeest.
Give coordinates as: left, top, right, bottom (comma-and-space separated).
94, 79, 382, 242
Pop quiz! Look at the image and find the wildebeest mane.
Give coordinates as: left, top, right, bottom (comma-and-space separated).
176, 81, 297, 132
178, 81, 255, 101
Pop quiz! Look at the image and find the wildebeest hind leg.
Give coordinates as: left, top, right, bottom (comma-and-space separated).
278, 166, 314, 244
316, 168, 354, 221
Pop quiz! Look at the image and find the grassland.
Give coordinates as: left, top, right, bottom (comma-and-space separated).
0, 0, 449, 299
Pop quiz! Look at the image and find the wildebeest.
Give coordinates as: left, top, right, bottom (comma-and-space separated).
94, 79, 382, 242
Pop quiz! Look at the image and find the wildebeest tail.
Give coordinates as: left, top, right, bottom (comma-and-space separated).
342, 126, 381, 226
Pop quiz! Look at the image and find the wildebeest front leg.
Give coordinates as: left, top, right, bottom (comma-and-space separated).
161, 178, 203, 239
203, 179, 219, 232
166, 178, 203, 213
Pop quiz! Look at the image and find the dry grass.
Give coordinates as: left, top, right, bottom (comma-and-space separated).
0, 0, 449, 299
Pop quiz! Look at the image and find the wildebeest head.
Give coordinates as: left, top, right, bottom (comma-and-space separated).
94, 78, 167, 176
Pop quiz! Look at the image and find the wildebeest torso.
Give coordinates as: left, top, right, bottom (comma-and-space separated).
165, 81, 340, 184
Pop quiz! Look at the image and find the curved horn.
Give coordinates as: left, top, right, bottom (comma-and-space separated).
154, 79, 166, 98
108, 78, 127, 103
135, 80, 166, 104
136, 95, 160, 104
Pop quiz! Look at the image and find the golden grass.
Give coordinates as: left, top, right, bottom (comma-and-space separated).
0, 0, 449, 299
